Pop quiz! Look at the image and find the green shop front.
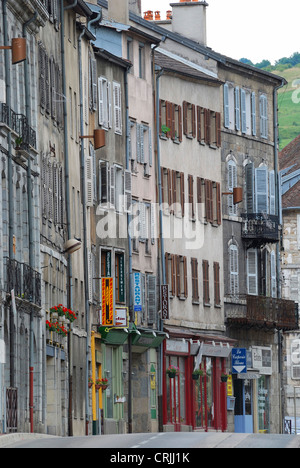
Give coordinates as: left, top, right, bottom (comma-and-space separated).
97, 326, 166, 434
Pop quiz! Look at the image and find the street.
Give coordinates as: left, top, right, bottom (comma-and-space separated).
2, 432, 300, 450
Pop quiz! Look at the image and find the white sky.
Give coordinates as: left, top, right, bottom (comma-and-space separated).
141, 0, 300, 65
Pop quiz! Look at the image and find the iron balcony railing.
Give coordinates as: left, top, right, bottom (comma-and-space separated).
241, 213, 280, 243
226, 295, 299, 331
0, 102, 37, 150
4, 257, 41, 307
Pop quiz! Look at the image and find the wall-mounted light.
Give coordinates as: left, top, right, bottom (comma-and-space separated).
79, 128, 106, 150
0, 38, 27, 64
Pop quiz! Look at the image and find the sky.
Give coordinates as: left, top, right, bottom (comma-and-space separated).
141, 0, 300, 65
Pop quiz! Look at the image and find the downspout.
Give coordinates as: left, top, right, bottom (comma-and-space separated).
23, 11, 37, 435
155, 66, 165, 433
274, 78, 287, 435
78, 9, 102, 437
124, 65, 133, 434
3, 0, 15, 392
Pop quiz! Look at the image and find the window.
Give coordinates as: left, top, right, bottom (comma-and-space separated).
260, 94, 268, 139
188, 175, 195, 220
165, 253, 187, 299
113, 81, 122, 135
138, 43, 145, 79
235, 87, 240, 131
203, 260, 210, 305
213, 262, 221, 306
255, 165, 269, 214
136, 124, 152, 175
183, 101, 196, 138
227, 160, 238, 216
247, 248, 258, 295
191, 258, 199, 302
138, 201, 156, 250
224, 83, 235, 130
127, 37, 133, 73
89, 54, 97, 111
229, 244, 239, 297
98, 161, 132, 213
241, 89, 251, 135
251, 92, 256, 136
98, 76, 112, 130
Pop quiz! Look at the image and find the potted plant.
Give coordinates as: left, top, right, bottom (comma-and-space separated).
96, 378, 109, 391
88, 377, 94, 389
192, 369, 204, 380
166, 365, 179, 379
221, 373, 229, 383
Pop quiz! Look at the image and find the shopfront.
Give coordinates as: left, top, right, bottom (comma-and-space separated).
163, 334, 233, 432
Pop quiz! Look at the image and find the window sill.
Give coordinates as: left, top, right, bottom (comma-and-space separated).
192, 300, 200, 305
204, 302, 211, 308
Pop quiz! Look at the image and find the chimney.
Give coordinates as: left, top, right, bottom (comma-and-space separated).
170, 1, 208, 46
108, 0, 129, 24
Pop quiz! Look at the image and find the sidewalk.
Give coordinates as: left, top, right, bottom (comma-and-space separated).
0, 433, 55, 448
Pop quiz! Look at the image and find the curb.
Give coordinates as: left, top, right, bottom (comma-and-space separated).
0, 433, 56, 448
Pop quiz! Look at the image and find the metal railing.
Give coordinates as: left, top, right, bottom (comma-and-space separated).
241, 213, 279, 243
0, 102, 37, 150
4, 257, 41, 307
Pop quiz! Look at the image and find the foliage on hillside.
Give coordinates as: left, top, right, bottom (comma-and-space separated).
240, 53, 300, 151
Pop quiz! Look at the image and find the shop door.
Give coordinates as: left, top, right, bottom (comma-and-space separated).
166, 356, 186, 431
194, 357, 215, 430
233, 378, 253, 433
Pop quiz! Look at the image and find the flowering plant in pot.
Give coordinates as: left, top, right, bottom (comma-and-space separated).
166, 365, 179, 378
50, 304, 77, 323
192, 369, 204, 380
88, 377, 94, 389
96, 378, 109, 390
221, 373, 229, 383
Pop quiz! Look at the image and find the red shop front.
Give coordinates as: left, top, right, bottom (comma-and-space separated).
162, 333, 233, 432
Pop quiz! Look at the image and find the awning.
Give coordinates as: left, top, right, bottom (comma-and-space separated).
131, 325, 167, 353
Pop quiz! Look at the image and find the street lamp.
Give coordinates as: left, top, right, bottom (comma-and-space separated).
0, 38, 27, 64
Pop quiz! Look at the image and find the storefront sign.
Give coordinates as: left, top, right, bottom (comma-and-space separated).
227, 375, 233, 396
166, 339, 189, 354
114, 307, 129, 328
161, 284, 169, 320
101, 277, 114, 327
133, 272, 142, 312
232, 348, 247, 374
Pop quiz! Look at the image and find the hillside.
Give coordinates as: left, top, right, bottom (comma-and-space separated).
276, 64, 300, 151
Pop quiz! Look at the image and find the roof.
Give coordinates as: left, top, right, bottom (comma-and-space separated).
154, 50, 222, 85
279, 135, 300, 209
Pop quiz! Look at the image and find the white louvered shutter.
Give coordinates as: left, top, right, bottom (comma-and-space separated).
229, 244, 239, 296
247, 249, 258, 295
255, 166, 268, 214
224, 83, 230, 128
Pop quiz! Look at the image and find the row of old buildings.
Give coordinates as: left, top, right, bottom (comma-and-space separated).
0, 0, 299, 437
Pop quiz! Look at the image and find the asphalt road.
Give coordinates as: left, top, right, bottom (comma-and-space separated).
2, 431, 300, 450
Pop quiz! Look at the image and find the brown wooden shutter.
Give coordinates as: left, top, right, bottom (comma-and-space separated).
191, 258, 199, 301
216, 182, 222, 225
205, 180, 213, 223
171, 103, 176, 140
159, 100, 162, 136
183, 101, 188, 136
188, 175, 194, 219
165, 253, 169, 287
192, 104, 196, 138
178, 105, 183, 142
171, 254, 176, 296
180, 172, 185, 217
197, 106, 201, 142
172, 170, 177, 208
161, 167, 165, 204
216, 112, 221, 147
183, 256, 188, 298
176, 255, 180, 297
203, 260, 210, 304
167, 169, 173, 212
213, 262, 220, 306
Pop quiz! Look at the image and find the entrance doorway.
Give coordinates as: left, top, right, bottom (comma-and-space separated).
166, 356, 186, 430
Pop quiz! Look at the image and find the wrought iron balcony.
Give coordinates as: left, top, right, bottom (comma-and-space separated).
0, 102, 37, 150
4, 257, 41, 307
241, 213, 280, 243
226, 295, 298, 331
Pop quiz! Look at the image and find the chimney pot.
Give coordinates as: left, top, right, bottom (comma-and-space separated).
155, 11, 161, 20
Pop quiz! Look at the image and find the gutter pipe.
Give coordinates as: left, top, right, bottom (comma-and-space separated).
78, 9, 102, 436
23, 11, 37, 435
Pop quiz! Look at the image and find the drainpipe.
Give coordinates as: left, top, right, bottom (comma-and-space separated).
155, 67, 166, 433
61, 0, 77, 437
78, 9, 102, 437
23, 11, 37, 435
2, 0, 16, 394
274, 78, 287, 435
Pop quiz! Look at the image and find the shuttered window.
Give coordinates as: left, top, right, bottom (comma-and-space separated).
228, 160, 237, 216
269, 170, 276, 215
188, 175, 195, 219
191, 258, 199, 302
203, 260, 210, 305
229, 244, 239, 297
113, 81, 122, 135
270, 250, 277, 298
247, 249, 258, 295
224, 83, 230, 128
255, 166, 269, 213
251, 92, 256, 136
205, 180, 213, 223
260, 94, 268, 139
235, 87, 240, 131
213, 262, 221, 306
245, 162, 255, 214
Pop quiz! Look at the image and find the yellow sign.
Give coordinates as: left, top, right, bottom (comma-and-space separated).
227, 374, 233, 396
101, 277, 114, 327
